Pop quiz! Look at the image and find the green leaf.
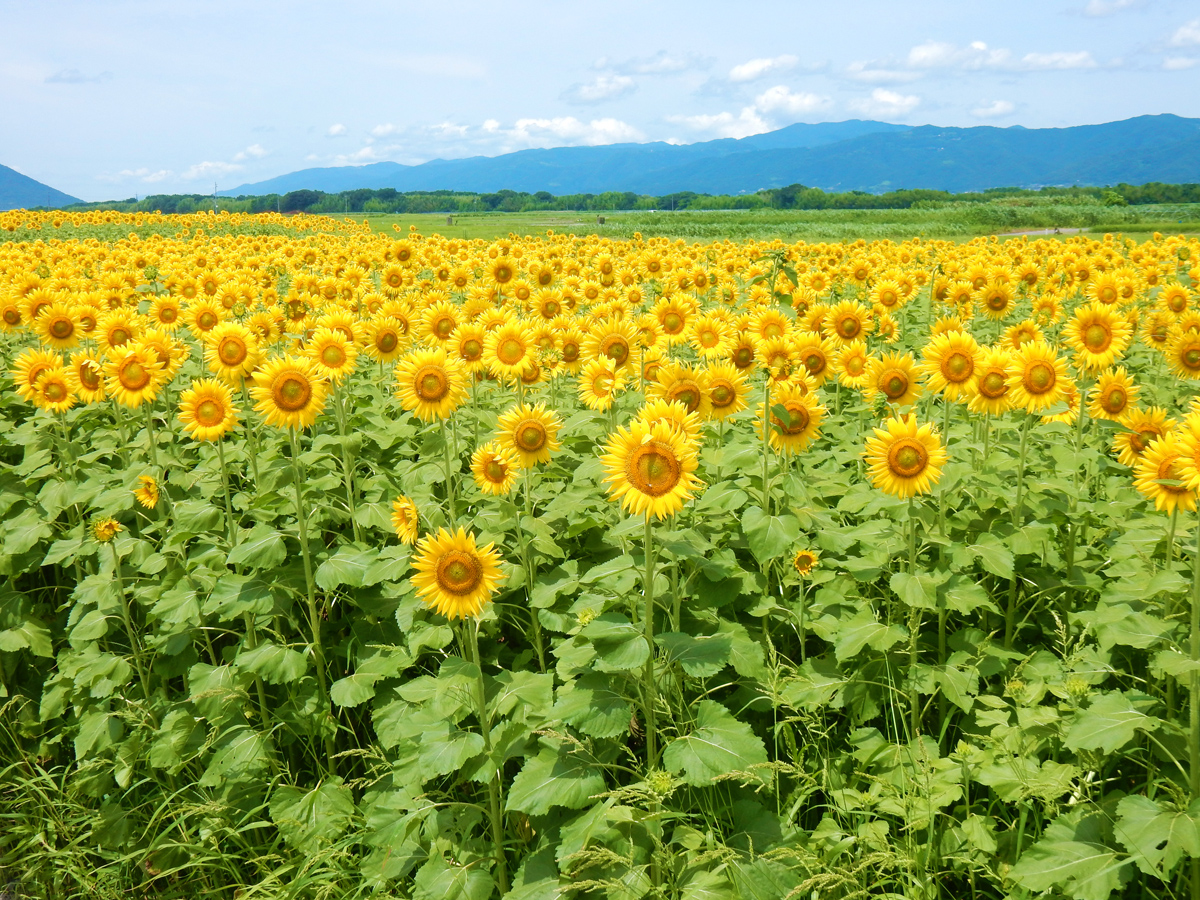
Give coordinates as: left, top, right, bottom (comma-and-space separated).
663, 699, 768, 786
227, 525, 287, 570
1009, 810, 1131, 900
552, 674, 631, 738
69, 609, 110, 644
832, 611, 906, 661
415, 722, 486, 779
330, 672, 381, 707
741, 506, 799, 564
580, 613, 648, 671
1114, 795, 1200, 877
412, 854, 494, 900
889, 571, 949, 610
3, 507, 52, 556
75, 710, 121, 759
656, 631, 732, 678
1064, 691, 1157, 754
148, 709, 206, 771
315, 546, 378, 591
270, 778, 356, 854
199, 726, 270, 787
203, 574, 274, 621
968, 533, 1014, 578
236, 641, 308, 684
506, 740, 606, 815
0, 619, 53, 657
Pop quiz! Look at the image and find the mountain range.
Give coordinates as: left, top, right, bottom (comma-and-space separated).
221, 114, 1200, 198
0, 164, 82, 211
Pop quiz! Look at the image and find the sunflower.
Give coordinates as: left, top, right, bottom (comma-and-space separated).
97, 310, 140, 353
1041, 381, 1080, 426
1175, 415, 1200, 489
864, 413, 948, 498
647, 363, 711, 418
556, 325, 585, 375
133, 475, 159, 510
410, 527, 505, 620
637, 398, 703, 443
363, 316, 406, 363
652, 296, 694, 344
149, 296, 183, 330
1166, 328, 1200, 380
66, 350, 106, 404
834, 340, 872, 390
704, 362, 750, 420
489, 257, 517, 289
471, 441, 521, 496
824, 300, 875, 346
205, 321, 261, 383
31, 302, 80, 350
792, 332, 834, 385
31, 367, 75, 413
792, 548, 819, 577
184, 298, 225, 339
1113, 406, 1174, 468
1001, 320, 1043, 351
920, 331, 979, 402
865, 351, 922, 408
577, 357, 623, 411
305, 326, 358, 383
484, 320, 536, 380
11, 348, 64, 403
91, 517, 122, 543
497, 402, 562, 468
601, 418, 703, 520
1133, 434, 1197, 514
420, 299, 460, 346
104, 343, 165, 408
979, 283, 1014, 321
870, 280, 904, 315
582, 316, 640, 372
178, 378, 239, 441
391, 496, 420, 543
687, 313, 733, 360
1005, 341, 1070, 413
250, 355, 328, 430
1087, 368, 1139, 421
1158, 283, 1191, 316
1063, 303, 1132, 372
729, 333, 758, 371
758, 383, 826, 455
394, 347, 468, 422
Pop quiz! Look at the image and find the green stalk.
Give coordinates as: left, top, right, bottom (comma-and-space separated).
440, 417, 458, 526
288, 428, 336, 775
761, 376, 772, 515
238, 381, 261, 486
466, 618, 509, 895
333, 384, 363, 543
642, 516, 659, 769
1006, 415, 1034, 648
1190, 517, 1200, 900
908, 498, 920, 738
112, 542, 152, 703
797, 576, 807, 664
522, 473, 546, 673
143, 402, 160, 470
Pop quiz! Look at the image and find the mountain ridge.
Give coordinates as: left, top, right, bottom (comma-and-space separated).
0, 164, 83, 211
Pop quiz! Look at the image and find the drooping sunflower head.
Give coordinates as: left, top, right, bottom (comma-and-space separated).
637, 398, 703, 443
471, 441, 521, 496
65, 350, 106, 404
600, 418, 703, 520
391, 496, 420, 544
863, 413, 948, 499
178, 378, 239, 441
496, 401, 562, 468
410, 527, 505, 620
133, 475, 159, 510
394, 347, 468, 422
249, 355, 329, 430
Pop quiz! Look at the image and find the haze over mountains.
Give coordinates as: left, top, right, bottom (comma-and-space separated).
219, 115, 1200, 199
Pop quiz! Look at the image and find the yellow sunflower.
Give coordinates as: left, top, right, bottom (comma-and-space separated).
792, 548, 819, 577
758, 383, 826, 455
825, 300, 875, 346
1166, 328, 1200, 380
834, 340, 872, 391
104, 343, 165, 408
601, 418, 703, 520
471, 441, 521, 496
66, 350, 107, 404
637, 398, 703, 443
1063, 302, 1132, 372
133, 475, 159, 510
689, 313, 734, 359
965, 348, 1013, 416
391, 496, 420, 544
865, 351, 922, 408
31, 367, 76, 413
1005, 341, 1070, 413
577, 357, 624, 411
582, 316, 640, 372
249, 355, 329, 430
92, 517, 122, 543
364, 316, 408, 363
31, 302, 80, 350
1087, 368, 1139, 422
394, 347, 468, 421
647, 363, 711, 418
1133, 434, 1197, 514
178, 378, 240, 441
305, 326, 359, 383
484, 320, 536, 380
704, 362, 750, 420
792, 332, 835, 385
920, 331, 980, 402
205, 321, 261, 383
1114, 406, 1174, 469
864, 413, 948, 498
410, 527, 505, 620
496, 402, 562, 468
12, 348, 64, 404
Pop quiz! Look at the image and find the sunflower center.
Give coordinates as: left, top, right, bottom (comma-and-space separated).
663, 313, 684, 334
50, 318, 73, 339
197, 311, 217, 331
733, 347, 754, 368
435, 317, 455, 338
377, 332, 398, 353
602, 337, 629, 362
804, 352, 826, 375
160, 306, 178, 323
437, 550, 483, 595
700, 330, 719, 348
44, 381, 67, 402
980, 371, 1007, 398
485, 460, 508, 482
839, 317, 860, 338
878, 291, 897, 308
276, 375, 312, 411
711, 383, 734, 408
518, 422, 546, 452
2, 309, 19, 325
1132, 430, 1158, 453
109, 327, 131, 347
668, 384, 701, 413
1103, 388, 1127, 413
561, 342, 580, 363
846, 356, 866, 376
494, 265, 513, 284
774, 404, 809, 435
120, 361, 151, 391
888, 439, 928, 478
543, 300, 559, 316
457, 339, 480, 361
498, 338, 525, 365
1170, 296, 1188, 312
944, 351, 973, 381
321, 345, 346, 368
1083, 323, 1111, 352
196, 399, 223, 426
220, 338, 248, 366
882, 372, 908, 400
79, 366, 101, 390
416, 366, 449, 402
986, 293, 1007, 311
1184, 348, 1200, 370
1026, 362, 1055, 394
1098, 286, 1117, 303
629, 443, 682, 497
1158, 459, 1189, 493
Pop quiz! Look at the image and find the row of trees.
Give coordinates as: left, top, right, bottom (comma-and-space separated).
64, 182, 1200, 217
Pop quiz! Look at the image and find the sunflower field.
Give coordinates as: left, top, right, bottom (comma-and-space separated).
2, 208, 1200, 900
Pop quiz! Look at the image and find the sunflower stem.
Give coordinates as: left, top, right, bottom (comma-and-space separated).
288, 428, 336, 776
521, 475, 546, 673
238, 381, 261, 487
143, 401, 160, 470
111, 542, 152, 704
642, 515, 659, 770
440, 417, 458, 527
1191, 516, 1200, 900
466, 617, 509, 895
1006, 415, 1034, 648
333, 384, 363, 543
761, 376, 772, 516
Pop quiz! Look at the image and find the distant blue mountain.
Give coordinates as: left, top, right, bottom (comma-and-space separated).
220, 115, 1200, 197
0, 164, 82, 211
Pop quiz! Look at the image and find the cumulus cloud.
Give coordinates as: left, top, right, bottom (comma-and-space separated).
327, 123, 347, 137
667, 108, 771, 140
1164, 56, 1199, 69
598, 51, 709, 75
845, 61, 921, 84
181, 160, 243, 181
972, 99, 1015, 118
562, 74, 636, 104
99, 168, 171, 184
667, 83, 833, 140
508, 117, 643, 147
45, 68, 112, 84
729, 54, 798, 83
849, 89, 921, 118
232, 144, 267, 162
1018, 51, 1097, 70
848, 40, 1098, 82
753, 85, 832, 116
371, 123, 400, 137
1171, 19, 1200, 47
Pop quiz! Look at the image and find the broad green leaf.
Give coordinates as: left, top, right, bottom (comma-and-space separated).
552, 674, 631, 738
1114, 795, 1200, 877
741, 506, 799, 564
69, 608, 110, 644
200, 726, 271, 787
227, 525, 287, 570
315, 546, 378, 591
1009, 812, 1131, 900
968, 533, 1014, 578
203, 574, 274, 620
663, 699, 768, 786
1064, 691, 1157, 754
330, 672, 381, 707
580, 613, 649, 671
270, 778, 356, 854
148, 709, 206, 771
415, 722, 486, 779
3, 507, 52, 556
889, 571, 949, 610
75, 710, 122, 759
656, 631, 732, 678
0, 619, 53, 656
412, 854, 494, 900
237, 641, 308, 684
506, 740, 606, 815
832, 612, 906, 661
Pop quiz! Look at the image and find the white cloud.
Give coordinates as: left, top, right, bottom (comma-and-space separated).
332, 146, 380, 165
667, 108, 771, 140
907, 40, 1011, 70
972, 99, 1015, 118
232, 144, 267, 162
1164, 56, 1200, 69
100, 167, 172, 184
1171, 19, 1200, 47
1018, 51, 1097, 70
729, 54, 798, 83
753, 85, 832, 116
429, 122, 470, 139
327, 123, 347, 137
849, 89, 921, 118
1083, 0, 1142, 15
562, 74, 636, 104
600, 51, 709, 75
45, 68, 112, 84
507, 117, 643, 147
849, 40, 1098, 82
371, 123, 399, 137
845, 61, 921, 83
181, 160, 243, 181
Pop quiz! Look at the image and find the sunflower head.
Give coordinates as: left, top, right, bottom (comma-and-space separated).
133, 475, 159, 510
391, 496, 420, 544
178, 378, 239, 441
410, 527, 505, 620
496, 402, 562, 468
249, 355, 328, 430
600, 418, 704, 520
792, 549, 819, 577
92, 517, 122, 543
863, 413, 948, 498
471, 441, 521, 496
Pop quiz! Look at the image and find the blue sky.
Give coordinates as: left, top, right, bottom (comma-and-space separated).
2, 0, 1198, 200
